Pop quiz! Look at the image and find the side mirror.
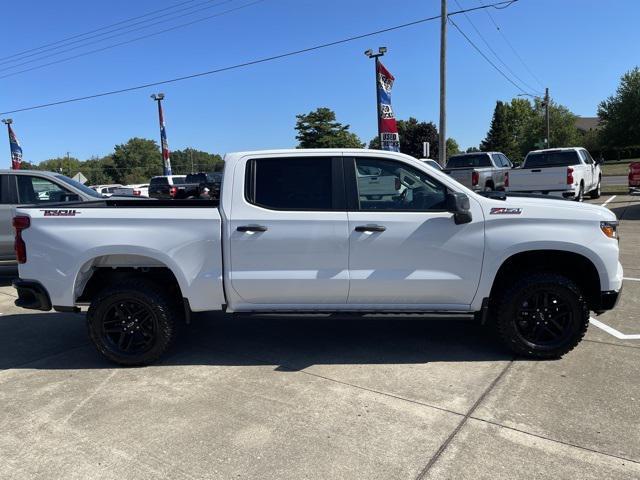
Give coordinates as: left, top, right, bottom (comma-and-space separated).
446, 192, 472, 225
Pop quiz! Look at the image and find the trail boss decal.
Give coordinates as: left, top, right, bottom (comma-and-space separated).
41, 209, 80, 217
490, 207, 522, 215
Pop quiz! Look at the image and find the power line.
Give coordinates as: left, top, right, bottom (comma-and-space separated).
477, 0, 545, 89
0, 0, 204, 62
0, 0, 520, 116
448, 15, 533, 95
453, 0, 541, 95
0, 0, 237, 71
0, 0, 263, 80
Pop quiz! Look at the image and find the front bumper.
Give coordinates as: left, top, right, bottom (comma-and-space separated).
593, 285, 622, 314
13, 279, 52, 311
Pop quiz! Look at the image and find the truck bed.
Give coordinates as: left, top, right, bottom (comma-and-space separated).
15, 198, 224, 312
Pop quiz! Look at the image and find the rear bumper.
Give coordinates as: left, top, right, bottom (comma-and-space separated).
13, 279, 52, 311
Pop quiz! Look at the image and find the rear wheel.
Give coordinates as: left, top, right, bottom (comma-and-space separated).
484, 183, 494, 192
87, 279, 179, 366
494, 273, 589, 359
576, 183, 584, 202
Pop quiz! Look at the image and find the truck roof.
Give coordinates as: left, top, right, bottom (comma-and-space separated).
0, 169, 61, 175
527, 147, 584, 154
222, 148, 420, 166
448, 151, 499, 157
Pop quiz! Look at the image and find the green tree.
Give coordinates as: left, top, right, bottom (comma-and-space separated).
110, 137, 163, 184
598, 66, 640, 148
521, 99, 581, 154
466, 146, 480, 153
369, 117, 439, 159
295, 108, 364, 148
170, 148, 223, 174
38, 156, 82, 177
480, 99, 534, 161
480, 101, 511, 153
446, 138, 460, 157
82, 155, 116, 185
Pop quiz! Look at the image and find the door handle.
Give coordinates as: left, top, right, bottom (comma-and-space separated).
237, 225, 268, 232
355, 225, 386, 233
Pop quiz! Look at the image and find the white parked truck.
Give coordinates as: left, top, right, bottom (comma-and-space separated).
12, 149, 622, 365
507, 147, 602, 201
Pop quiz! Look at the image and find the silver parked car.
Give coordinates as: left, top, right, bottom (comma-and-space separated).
0, 170, 106, 261
444, 152, 512, 191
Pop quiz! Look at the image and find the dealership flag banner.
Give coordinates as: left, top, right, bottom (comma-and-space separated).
8, 124, 22, 170
158, 102, 172, 176
376, 61, 400, 152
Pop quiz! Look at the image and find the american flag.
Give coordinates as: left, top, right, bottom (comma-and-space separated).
8, 125, 23, 170
158, 102, 172, 176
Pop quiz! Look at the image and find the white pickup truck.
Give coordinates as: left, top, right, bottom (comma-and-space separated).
12, 149, 622, 365
507, 147, 602, 201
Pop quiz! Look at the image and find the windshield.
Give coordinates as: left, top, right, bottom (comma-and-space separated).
55, 175, 103, 198
524, 151, 580, 168
446, 154, 491, 168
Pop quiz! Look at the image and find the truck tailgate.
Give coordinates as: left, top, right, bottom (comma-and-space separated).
445, 169, 473, 188
16, 203, 224, 312
508, 167, 569, 192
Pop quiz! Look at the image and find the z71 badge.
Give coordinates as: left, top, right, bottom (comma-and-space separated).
490, 207, 522, 215
41, 209, 80, 217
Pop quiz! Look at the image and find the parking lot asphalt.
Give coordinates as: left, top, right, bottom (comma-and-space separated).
1, 196, 639, 479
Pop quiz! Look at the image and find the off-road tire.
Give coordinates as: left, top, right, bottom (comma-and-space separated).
494, 273, 589, 359
87, 279, 179, 366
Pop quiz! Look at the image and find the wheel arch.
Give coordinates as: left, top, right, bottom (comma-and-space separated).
487, 250, 602, 312
73, 249, 189, 306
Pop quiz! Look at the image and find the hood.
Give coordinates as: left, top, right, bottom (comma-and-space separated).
480, 194, 617, 222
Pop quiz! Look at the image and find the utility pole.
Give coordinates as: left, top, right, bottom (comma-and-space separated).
439, 0, 447, 166
544, 87, 550, 148
150, 93, 172, 176
364, 47, 387, 143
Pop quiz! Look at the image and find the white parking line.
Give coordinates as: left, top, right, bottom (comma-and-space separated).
601, 195, 617, 207
624, 277, 640, 282
589, 317, 640, 340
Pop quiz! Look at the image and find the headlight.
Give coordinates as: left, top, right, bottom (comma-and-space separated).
600, 221, 618, 239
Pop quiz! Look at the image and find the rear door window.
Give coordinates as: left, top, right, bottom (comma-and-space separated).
246, 157, 336, 210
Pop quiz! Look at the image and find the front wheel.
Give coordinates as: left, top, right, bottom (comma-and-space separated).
87, 279, 178, 366
494, 273, 589, 359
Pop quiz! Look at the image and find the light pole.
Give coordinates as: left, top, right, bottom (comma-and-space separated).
364, 47, 387, 144
150, 93, 172, 175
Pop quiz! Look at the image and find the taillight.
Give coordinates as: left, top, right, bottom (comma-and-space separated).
504, 171, 509, 188
169, 186, 178, 198
394, 177, 401, 190
567, 167, 574, 185
471, 171, 479, 186
13, 216, 30, 264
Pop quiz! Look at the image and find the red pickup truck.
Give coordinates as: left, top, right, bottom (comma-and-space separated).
629, 162, 640, 194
